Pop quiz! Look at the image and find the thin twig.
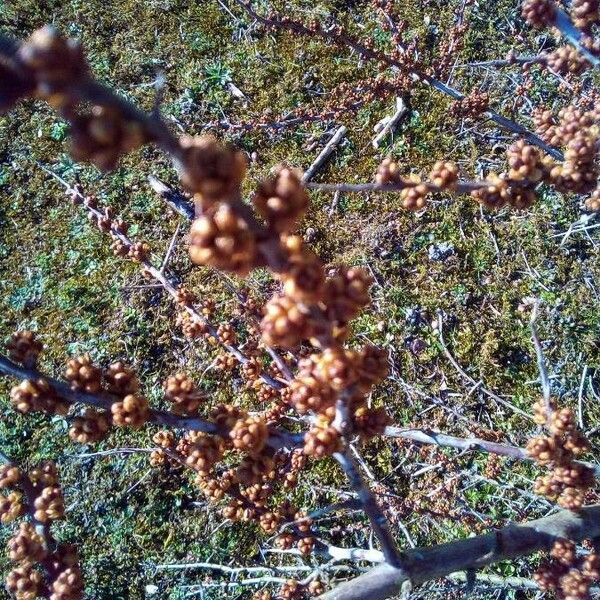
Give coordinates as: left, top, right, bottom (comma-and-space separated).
302, 125, 347, 184
372, 97, 408, 148
333, 450, 405, 569
530, 301, 552, 418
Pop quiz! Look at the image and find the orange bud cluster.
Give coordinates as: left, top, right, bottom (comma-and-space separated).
33, 486, 64, 522
470, 173, 510, 209
185, 434, 224, 476
164, 373, 204, 414
376, 160, 430, 210
6, 330, 43, 366
545, 46, 590, 76
322, 267, 373, 328
176, 311, 209, 339
111, 394, 149, 428
429, 161, 459, 190
10, 379, 68, 415
179, 135, 247, 203
71, 106, 146, 171
261, 294, 319, 348
528, 402, 593, 510
2, 460, 84, 600
571, 0, 600, 29
17, 26, 87, 99
189, 203, 257, 275
583, 183, 600, 211
69, 408, 111, 443
304, 423, 341, 457
535, 538, 600, 598
65, 354, 102, 393
289, 376, 336, 414
105, 361, 139, 395
253, 166, 309, 232
280, 235, 326, 302
0, 492, 24, 524
506, 140, 544, 182
8, 523, 47, 563
5, 563, 44, 600
0, 465, 21, 489
450, 90, 490, 119
550, 132, 599, 195
230, 416, 269, 454
522, 0, 556, 27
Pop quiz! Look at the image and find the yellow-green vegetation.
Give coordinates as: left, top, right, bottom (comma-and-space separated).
1, 0, 599, 598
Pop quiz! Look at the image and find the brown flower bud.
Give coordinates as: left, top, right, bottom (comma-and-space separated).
176, 311, 209, 339
0, 465, 21, 489
507, 140, 544, 182
254, 166, 309, 232
105, 361, 139, 396
65, 354, 102, 393
526, 435, 565, 465
128, 241, 150, 262
259, 510, 282, 533
8, 522, 47, 562
185, 434, 224, 476
322, 267, 373, 327
18, 26, 88, 97
33, 485, 65, 522
471, 173, 509, 209
557, 486, 585, 510
546, 46, 590, 76
111, 394, 149, 428
353, 405, 390, 438
230, 416, 269, 454
0, 491, 24, 524
189, 204, 256, 275
152, 430, 175, 448
297, 535, 315, 556
234, 453, 276, 485
522, 0, 556, 28
180, 135, 247, 202
279, 579, 301, 600
281, 248, 326, 302
304, 424, 341, 457
5, 563, 43, 599
71, 105, 146, 171
6, 330, 42, 366
50, 567, 84, 600
164, 373, 204, 415
211, 403, 247, 432
308, 579, 326, 596
289, 376, 337, 414
429, 160, 459, 190
29, 461, 59, 488
400, 175, 430, 211
10, 378, 68, 415
261, 294, 317, 348
312, 347, 358, 391
69, 408, 111, 443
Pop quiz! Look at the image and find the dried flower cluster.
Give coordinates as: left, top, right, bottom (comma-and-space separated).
0, 460, 83, 600
528, 400, 593, 510
374, 121, 600, 211
534, 538, 600, 599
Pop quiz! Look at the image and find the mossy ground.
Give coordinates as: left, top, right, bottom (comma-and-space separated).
0, 0, 599, 598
